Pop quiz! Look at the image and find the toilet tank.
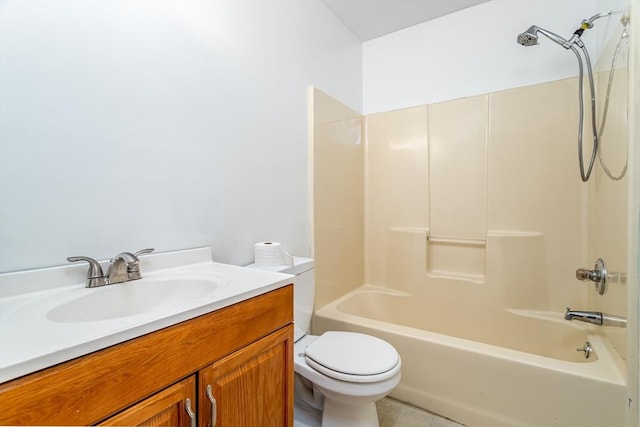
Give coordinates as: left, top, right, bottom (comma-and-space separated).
247, 257, 314, 342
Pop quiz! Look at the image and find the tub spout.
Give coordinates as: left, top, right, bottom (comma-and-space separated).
565, 307, 626, 327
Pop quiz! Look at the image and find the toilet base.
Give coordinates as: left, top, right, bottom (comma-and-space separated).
293, 395, 380, 427
322, 399, 378, 427
294, 401, 322, 427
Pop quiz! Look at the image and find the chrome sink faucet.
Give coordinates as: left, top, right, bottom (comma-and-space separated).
107, 249, 154, 284
67, 248, 154, 288
564, 307, 626, 328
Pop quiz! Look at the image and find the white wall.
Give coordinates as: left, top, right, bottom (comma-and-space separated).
0, 0, 362, 272
362, 0, 624, 114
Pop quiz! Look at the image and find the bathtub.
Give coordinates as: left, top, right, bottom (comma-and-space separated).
313, 286, 627, 427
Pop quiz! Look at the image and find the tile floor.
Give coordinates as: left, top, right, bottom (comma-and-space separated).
376, 398, 465, 427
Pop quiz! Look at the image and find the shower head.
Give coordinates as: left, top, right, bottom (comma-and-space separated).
517, 26, 539, 46
517, 25, 570, 49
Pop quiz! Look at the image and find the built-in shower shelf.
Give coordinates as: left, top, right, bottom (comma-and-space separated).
426, 235, 486, 282
426, 236, 486, 246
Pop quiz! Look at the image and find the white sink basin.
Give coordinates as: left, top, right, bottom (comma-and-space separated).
47, 275, 227, 322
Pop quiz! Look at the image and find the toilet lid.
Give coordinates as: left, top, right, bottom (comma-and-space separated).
304, 331, 400, 382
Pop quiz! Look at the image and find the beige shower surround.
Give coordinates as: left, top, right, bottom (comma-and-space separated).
309, 69, 629, 425
365, 78, 588, 311
311, 69, 627, 338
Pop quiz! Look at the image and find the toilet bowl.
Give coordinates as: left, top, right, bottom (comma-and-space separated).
294, 334, 401, 427
248, 256, 401, 427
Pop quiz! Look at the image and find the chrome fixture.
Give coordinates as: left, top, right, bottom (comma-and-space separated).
576, 258, 607, 295
66, 256, 107, 288
581, 11, 617, 29
107, 248, 155, 284
67, 248, 154, 288
185, 398, 196, 427
517, 11, 612, 182
565, 307, 627, 327
576, 341, 592, 359
517, 26, 569, 47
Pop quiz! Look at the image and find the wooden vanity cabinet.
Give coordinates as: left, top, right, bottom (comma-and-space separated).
0, 285, 293, 426
199, 326, 293, 427
99, 376, 197, 427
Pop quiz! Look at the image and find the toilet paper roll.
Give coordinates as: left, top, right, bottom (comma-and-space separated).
254, 242, 294, 267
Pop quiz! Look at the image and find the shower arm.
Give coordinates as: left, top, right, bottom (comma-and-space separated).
566, 11, 613, 47
582, 11, 613, 29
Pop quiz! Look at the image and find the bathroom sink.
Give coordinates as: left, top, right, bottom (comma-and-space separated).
47, 276, 227, 322
0, 247, 295, 384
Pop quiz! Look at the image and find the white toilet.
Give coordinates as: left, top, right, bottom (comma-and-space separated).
250, 257, 401, 427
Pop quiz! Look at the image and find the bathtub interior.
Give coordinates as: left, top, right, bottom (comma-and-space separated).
334, 287, 598, 362
314, 291, 627, 427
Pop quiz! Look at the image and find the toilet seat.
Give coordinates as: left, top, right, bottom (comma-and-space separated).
304, 331, 400, 383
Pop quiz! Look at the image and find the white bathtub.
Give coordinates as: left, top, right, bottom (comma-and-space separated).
313, 286, 627, 427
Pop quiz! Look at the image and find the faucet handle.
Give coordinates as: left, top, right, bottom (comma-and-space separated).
115, 248, 154, 281
575, 258, 607, 295
134, 248, 154, 257
113, 248, 154, 264
576, 268, 601, 281
67, 256, 107, 288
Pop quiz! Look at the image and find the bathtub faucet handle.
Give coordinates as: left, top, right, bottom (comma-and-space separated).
575, 258, 607, 295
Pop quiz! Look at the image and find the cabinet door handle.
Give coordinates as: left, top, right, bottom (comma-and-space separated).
206, 384, 217, 427
185, 397, 196, 427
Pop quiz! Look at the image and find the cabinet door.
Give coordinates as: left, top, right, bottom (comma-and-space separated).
199, 325, 294, 427
100, 376, 197, 427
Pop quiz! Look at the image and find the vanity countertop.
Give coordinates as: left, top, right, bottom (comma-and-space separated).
0, 247, 293, 383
